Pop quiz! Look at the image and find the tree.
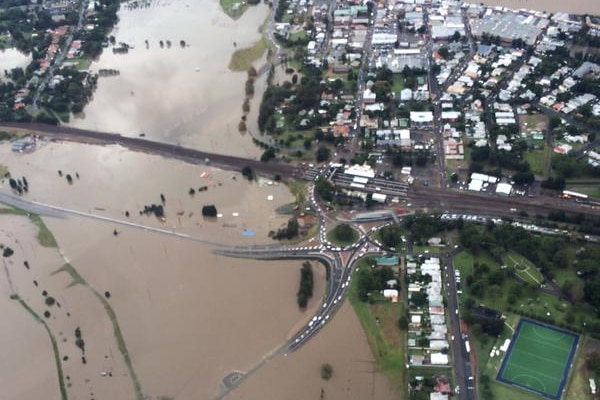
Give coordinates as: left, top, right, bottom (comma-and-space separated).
333, 224, 354, 242
584, 279, 600, 310
541, 177, 565, 191
587, 351, 600, 374
356, 266, 395, 302
316, 146, 330, 163
273, 217, 300, 240
512, 171, 534, 185
549, 116, 562, 130
378, 224, 403, 248
2, 247, 14, 258
202, 205, 218, 217
438, 46, 450, 60
241, 166, 254, 181
398, 315, 409, 330
320, 363, 333, 380
261, 147, 276, 162
297, 262, 314, 308
410, 291, 428, 307
315, 177, 334, 202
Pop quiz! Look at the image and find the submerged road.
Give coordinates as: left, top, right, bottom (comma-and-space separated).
0, 190, 227, 247
0, 122, 297, 179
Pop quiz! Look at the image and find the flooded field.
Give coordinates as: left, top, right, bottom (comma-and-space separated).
68, 0, 268, 157
225, 302, 399, 400
0, 141, 290, 241
472, 0, 600, 14
0, 141, 339, 399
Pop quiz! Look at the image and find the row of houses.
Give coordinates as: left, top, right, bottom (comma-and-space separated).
407, 257, 450, 367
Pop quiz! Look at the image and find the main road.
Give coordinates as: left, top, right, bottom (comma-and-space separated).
0, 122, 298, 179
3, 122, 599, 221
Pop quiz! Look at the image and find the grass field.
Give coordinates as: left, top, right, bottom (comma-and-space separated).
413, 245, 441, 254
219, 0, 248, 19
348, 256, 406, 393
518, 113, 548, 132
327, 224, 359, 246
68, 57, 92, 70
502, 251, 544, 285
453, 250, 498, 277
228, 36, 268, 71
566, 185, 600, 199
392, 75, 404, 93
525, 148, 548, 177
498, 319, 578, 399
475, 314, 542, 400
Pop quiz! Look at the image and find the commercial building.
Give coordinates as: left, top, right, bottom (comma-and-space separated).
410, 111, 434, 128
471, 11, 546, 46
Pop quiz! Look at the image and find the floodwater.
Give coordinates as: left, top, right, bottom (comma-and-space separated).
471, 0, 600, 14
68, 0, 268, 158
0, 48, 31, 74
225, 302, 399, 400
0, 218, 58, 400
0, 141, 342, 399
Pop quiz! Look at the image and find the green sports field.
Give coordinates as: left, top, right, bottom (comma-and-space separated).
497, 319, 578, 399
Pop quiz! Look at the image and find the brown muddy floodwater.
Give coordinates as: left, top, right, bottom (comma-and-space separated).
225, 302, 399, 400
471, 0, 600, 14
68, 0, 268, 158
0, 141, 339, 399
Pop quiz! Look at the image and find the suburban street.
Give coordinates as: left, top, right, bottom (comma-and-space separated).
31, 0, 89, 111
443, 251, 476, 400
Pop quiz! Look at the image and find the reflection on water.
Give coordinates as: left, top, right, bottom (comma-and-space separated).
69, 0, 267, 157
472, 0, 600, 14
0, 48, 31, 74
